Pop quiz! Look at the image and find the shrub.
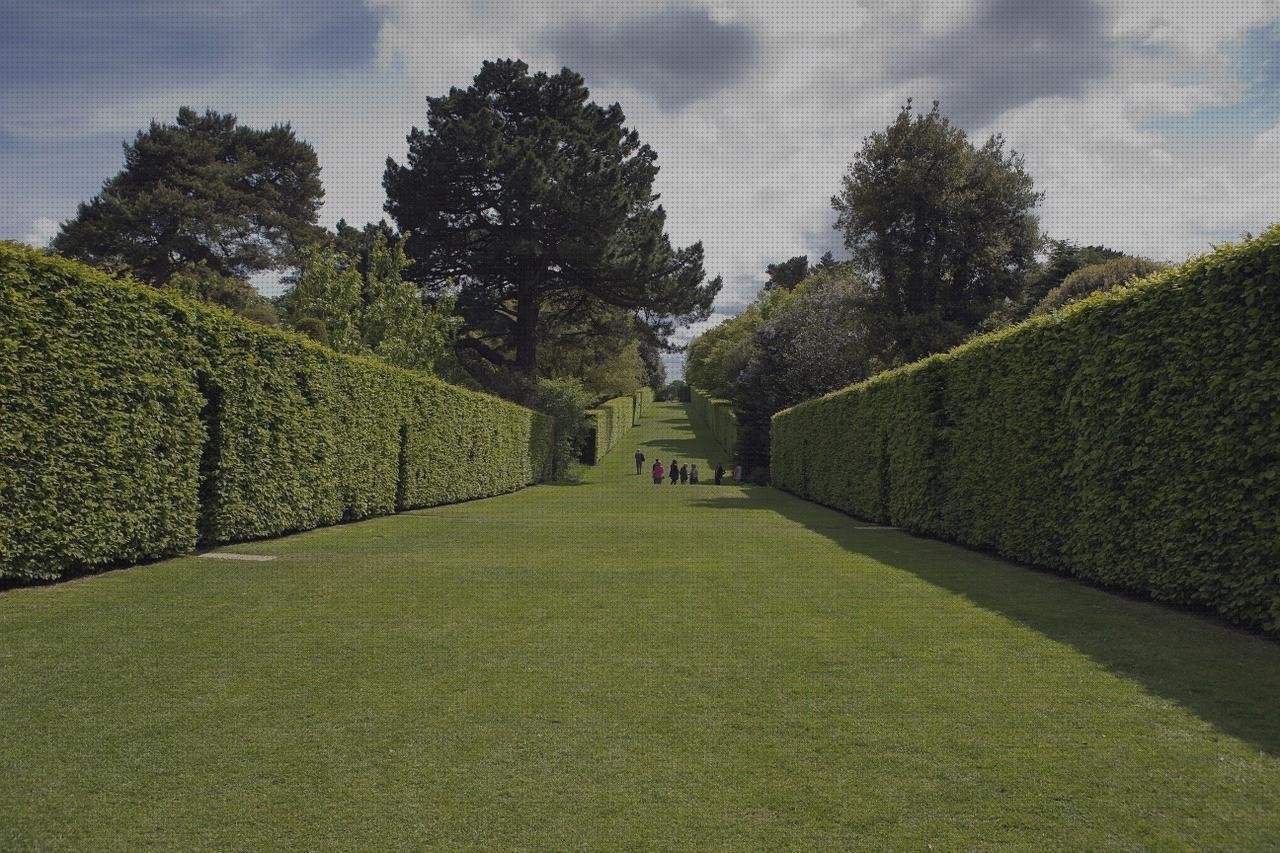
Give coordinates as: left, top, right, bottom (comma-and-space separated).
531, 376, 594, 480
772, 227, 1280, 633
0, 242, 553, 580
1032, 256, 1168, 316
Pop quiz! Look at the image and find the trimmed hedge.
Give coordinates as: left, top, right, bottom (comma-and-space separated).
690, 386, 738, 462
632, 386, 654, 426
0, 242, 553, 580
1, 247, 206, 580
771, 227, 1280, 633
584, 394, 636, 464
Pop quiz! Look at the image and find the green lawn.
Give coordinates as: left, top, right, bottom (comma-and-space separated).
2, 402, 1278, 849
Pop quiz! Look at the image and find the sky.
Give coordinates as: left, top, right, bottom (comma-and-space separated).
3, 0, 1278, 378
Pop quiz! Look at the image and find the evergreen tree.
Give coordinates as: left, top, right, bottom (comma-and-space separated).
53, 107, 323, 285
383, 60, 720, 386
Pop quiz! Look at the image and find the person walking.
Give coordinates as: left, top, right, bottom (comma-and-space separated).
669, 459, 679, 485
690, 463, 699, 484
714, 462, 725, 485
634, 448, 645, 475
680, 464, 689, 484
652, 460, 664, 485
732, 463, 743, 483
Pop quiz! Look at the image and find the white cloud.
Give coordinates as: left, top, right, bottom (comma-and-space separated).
5, 0, 1278, 379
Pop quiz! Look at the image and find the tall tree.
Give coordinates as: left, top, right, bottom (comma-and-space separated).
383, 59, 720, 386
53, 107, 324, 285
832, 99, 1041, 362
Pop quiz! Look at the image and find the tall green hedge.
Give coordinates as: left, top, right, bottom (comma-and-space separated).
632, 386, 654, 426
772, 227, 1280, 633
0, 242, 553, 580
1, 247, 206, 580
584, 395, 636, 464
690, 386, 738, 462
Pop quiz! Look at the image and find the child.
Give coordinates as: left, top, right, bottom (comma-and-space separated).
680, 464, 689, 484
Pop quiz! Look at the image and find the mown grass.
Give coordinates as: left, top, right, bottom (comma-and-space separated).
1, 402, 1277, 849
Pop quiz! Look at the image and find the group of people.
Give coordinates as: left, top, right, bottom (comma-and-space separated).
635, 450, 739, 486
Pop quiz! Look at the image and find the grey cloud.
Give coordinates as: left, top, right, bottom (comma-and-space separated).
889, 0, 1115, 127
537, 3, 761, 110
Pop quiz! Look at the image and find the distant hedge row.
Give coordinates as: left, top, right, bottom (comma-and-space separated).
690, 387, 738, 462
583, 395, 638, 464
771, 227, 1280, 633
0, 243, 554, 581
632, 386, 654, 426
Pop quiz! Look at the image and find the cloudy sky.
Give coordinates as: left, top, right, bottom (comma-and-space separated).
4, 0, 1278, 376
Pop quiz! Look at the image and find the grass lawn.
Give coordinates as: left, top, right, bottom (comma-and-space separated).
2, 402, 1278, 849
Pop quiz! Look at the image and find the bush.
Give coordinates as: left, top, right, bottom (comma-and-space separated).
772, 227, 1280, 633
0, 242, 553, 580
690, 386, 738, 461
532, 376, 594, 480
1033, 256, 1168, 316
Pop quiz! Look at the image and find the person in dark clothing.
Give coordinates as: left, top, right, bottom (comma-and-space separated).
680, 464, 689, 484
690, 464, 699, 484
634, 449, 645, 475
669, 459, 679, 485
652, 460, 664, 484
714, 462, 725, 485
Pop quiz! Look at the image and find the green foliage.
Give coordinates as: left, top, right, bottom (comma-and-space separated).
0, 244, 206, 580
0, 242, 552, 581
583, 395, 637, 464
832, 99, 1041, 362
282, 231, 458, 372
294, 316, 329, 345
772, 227, 1280, 633
164, 260, 280, 326
52, 107, 323, 285
690, 387, 738, 462
732, 265, 879, 473
288, 243, 365, 352
684, 307, 764, 398
632, 386, 654, 426
763, 255, 810, 291
1032, 256, 1168, 316
978, 241, 1133, 333
542, 328, 647, 400
531, 376, 595, 480
657, 380, 689, 402
384, 59, 719, 379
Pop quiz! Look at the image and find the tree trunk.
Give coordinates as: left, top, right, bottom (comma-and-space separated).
514, 282, 540, 376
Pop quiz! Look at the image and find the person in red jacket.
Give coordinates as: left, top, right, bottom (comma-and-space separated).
652, 460, 664, 485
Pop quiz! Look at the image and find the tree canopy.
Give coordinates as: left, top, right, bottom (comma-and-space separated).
53, 107, 324, 286
281, 230, 458, 373
383, 59, 720, 386
832, 99, 1041, 363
